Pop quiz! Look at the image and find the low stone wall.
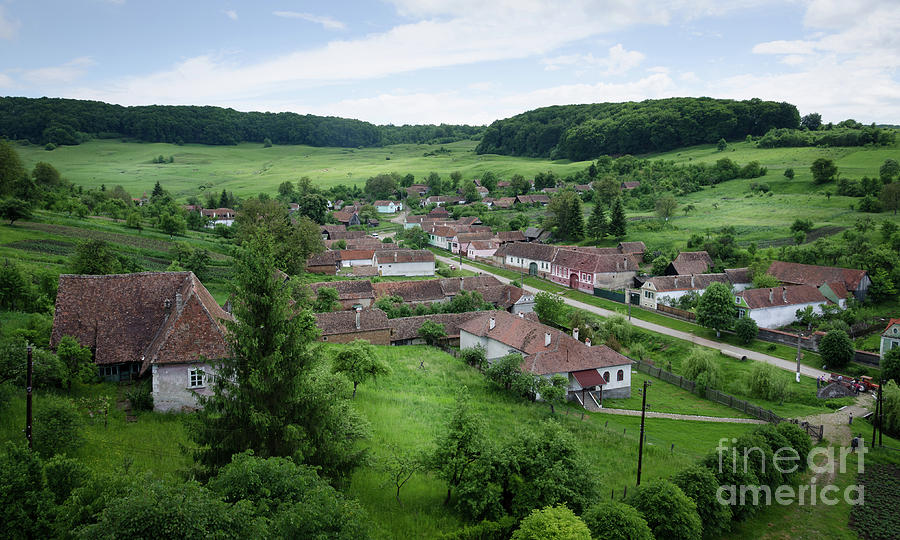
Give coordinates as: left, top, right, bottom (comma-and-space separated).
854, 350, 881, 366
757, 327, 820, 352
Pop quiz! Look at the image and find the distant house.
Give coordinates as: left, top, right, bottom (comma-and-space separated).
371, 276, 532, 313
406, 184, 429, 197
492, 197, 516, 209
666, 251, 713, 275
387, 312, 484, 346
452, 231, 493, 254
515, 194, 550, 206
321, 224, 347, 240
315, 308, 392, 345
541, 187, 559, 194
550, 249, 638, 292
574, 184, 592, 193
425, 195, 465, 207
332, 210, 361, 227
50, 272, 230, 412
340, 249, 375, 268
202, 208, 236, 227
495, 230, 527, 244
617, 241, 647, 263
495, 242, 557, 278
374, 200, 403, 213
724, 268, 753, 292
639, 274, 731, 310
766, 261, 870, 301
459, 311, 632, 407
456, 216, 483, 226
305, 251, 340, 274
467, 240, 499, 259
881, 319, 900, 357
375, 249, 435, 276
327, 230, 367, 241
736, 285, 829, 328
621, 181, 640, 190
523, 227, 545, 242
426, 225, 458, 250
309, 280, 375, 310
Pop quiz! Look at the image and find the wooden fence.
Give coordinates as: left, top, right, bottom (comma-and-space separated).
656, 304, 697, 321
633, 360, 824, 440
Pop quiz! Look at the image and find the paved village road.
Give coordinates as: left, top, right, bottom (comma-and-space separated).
434, 254, 830, 380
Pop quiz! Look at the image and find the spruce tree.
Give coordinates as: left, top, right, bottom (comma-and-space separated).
151, 180, 164, 199
190, 230, 367, 486
569, 195, 585, 240
609, 197, 627, 239
587, 203, 607, 239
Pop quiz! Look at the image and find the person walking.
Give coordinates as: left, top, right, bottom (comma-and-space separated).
851, 436, 859, 453
849, 412, 853, 425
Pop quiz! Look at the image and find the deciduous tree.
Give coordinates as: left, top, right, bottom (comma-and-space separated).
0, 198, 31, 225
511, 504, 591, 540
696, 282, 735, 338
655, 195, 678, 222
810, 158, 838, 184
331, 339, 390, 398
430, 388, 485, 505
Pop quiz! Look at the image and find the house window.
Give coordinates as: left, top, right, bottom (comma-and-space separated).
617, 369, 624, 382
738, 309, 746, 318
189, 368, 205, 389
734, 297, 741, 304
603, 371, 610, 382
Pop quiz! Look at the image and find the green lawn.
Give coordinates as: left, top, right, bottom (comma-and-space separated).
603, 369, 752, 418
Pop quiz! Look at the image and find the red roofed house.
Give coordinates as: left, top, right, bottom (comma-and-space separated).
551, 249, 638, 293
339, 249, 375, 268
736, 285, 829, 328
50, 272, 230, 412
881, 319, 900, 357
332, 210, 362, 227
459, 311, 632, 407
666, 251, 714, 275
467, 240, 499, 259
309, 280, 375, 310
315, 308, 392, 345
766, 261, 870, 301
374, 200, 403, 213
374, 249, 436, 276
201, 208, 236, 227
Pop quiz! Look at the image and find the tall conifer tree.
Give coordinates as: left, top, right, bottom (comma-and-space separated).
609, 197, 627, 239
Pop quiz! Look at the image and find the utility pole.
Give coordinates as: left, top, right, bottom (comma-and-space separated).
872, 378, 879, 448
878, 378, 884, 447
636, 379, 651, 486
25, 343, 33, 450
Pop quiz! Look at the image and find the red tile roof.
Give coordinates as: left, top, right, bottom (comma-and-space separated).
339, 249, 375, 261
645, 273, 729, 292
618, 241, 646, 255
458, 311, 630, 375
553, 250, 638, 274
669, 251, 713, 275
50, 272, 230, 371
315, 308, 391, 335
373, 280, 446, 302
724, 267, 752, 285
766, 261, 868, 291
374, 250, 435, 264
884, 319, 900, 335
737, 285, 827, 309
309, 280, 375, 301
495, 230, 527, 243
388, 312, 484, 341
495, 242, 558, 262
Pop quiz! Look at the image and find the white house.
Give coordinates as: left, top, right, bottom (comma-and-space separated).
374, 200, 403, 213
202, 208, 236, 227
495, 242, 557, 278
881, 319, 900, 357
375, 249, 435, 276
340, 249, 376, 268
736, 285, 829, 329
639, 274, 730, 310
426, 225, 457, 250
550, 249, 638, 293
458, 311, 632, 408
467, 240, 499, 259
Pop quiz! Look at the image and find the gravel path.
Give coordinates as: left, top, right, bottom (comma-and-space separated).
592, 407, 766, 424
434, 253, 829, 380
799, 393, 874, 446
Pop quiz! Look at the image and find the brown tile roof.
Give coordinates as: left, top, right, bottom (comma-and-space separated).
339, 249, 375, 261
327, 230, 367, 241
553, 250, 638, 274
516, 195, 550, 204
724, 267, 752, 285
495, 230, 527, 243
455, 231, 494, 243
479, 285, 530, 309
309, 280, 375, 301
428, 225, 458, 238
669, 251, 713, 275
374, 250, 435, 264
618, 241, 646, 255
469, 240, 498, 251
621, 181, 640, 190
321, 224, 347, 235
457, 216, 482, 226
766, 261, 868, 291
315, 308, 391, 335
307, 250, 339, 267
373, 280, 446, 302
574, 184, 592, 192
388, 312, 485, 341
374, 200, 399, 207
738, 285, 827, 309
438, 276, 504, 295
496, 242, 558, 262
492, 197, 516, 208
50, 272, 230, 371
458, 311, 631, 375
331, 210, 356, 223
645, 273, 729, 292
824, 281, 850, 299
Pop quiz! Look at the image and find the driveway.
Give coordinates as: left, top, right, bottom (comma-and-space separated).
433, 253, 829, 380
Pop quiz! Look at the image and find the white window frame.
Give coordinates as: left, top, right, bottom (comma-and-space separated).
189, 368, 206, 389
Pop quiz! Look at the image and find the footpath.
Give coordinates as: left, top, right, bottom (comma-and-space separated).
591, 407, 766, 424
434, 253, 829, 380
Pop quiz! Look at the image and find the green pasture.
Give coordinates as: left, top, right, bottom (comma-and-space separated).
603, 369, 752, 418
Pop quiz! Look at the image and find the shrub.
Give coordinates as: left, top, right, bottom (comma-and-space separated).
460, 345, 487, 371
0, 442, 55, 539
125, 381, 154, 412
601, 315, 634, 347
747, 363, 789, 403
819, 330, 853, 369
700, 448, 760, 521
882, 348, 900, 385
672, 465, 732, 539
628, 479, 701, 540
581, 501, 653, 540
439, 517, 518, 540
43, 455, 89, 505
511, 504, 591, 540
33, 395, 83, 457
681, 348, 723, 394
734, 317, 758, 345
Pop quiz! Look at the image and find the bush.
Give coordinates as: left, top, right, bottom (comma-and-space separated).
440, 517, 518, 540
0, 343, 67, 389
511, 504, 591, 540
819, 330, 853, 369
601, 315, 634, 347
0, 442, 54, 539
734, 317, 758, 345
681, 348, 723, 394
125, 381, 154, 412
672, 465, 732, 539
628, 479, 701, 540
747, 363, 789, 403
43, 455, 89, 505
581, 501, 653, 540
33, 395, 83, 458
460, 345, 487, 371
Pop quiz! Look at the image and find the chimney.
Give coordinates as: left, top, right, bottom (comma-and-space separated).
769, 289, 774, 303
573, 327, 579, 341
585, 338, 591, 347
394, 251, 397, 262
518, 312, 524, 318
175, 292, 183, 312
782, 287, 787, 303
164, 298, 172, 310
545, 332, 552, 347
355, 307, 362, 330
691, 275, 695, 288
489, 316, 496, 330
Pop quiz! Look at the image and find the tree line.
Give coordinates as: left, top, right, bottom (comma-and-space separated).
0, 97, 483, 148
476, 97, 800, 160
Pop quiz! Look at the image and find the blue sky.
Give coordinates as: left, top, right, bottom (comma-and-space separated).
1, 1, 898, 125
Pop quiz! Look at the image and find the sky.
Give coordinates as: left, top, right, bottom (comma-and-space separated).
1, 0, 898, 126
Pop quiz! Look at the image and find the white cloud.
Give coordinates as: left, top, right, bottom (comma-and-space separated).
273, 11, 345, 30
224, 10, 238, 21
0, 6, 20, 40
752, 40, 817, 55
0, 73, 14, 87
23, 57, 96, 85
542, 44, 645, 75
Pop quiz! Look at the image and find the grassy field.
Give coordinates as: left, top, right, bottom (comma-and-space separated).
13, 139, 591, 200
603, 369, 752, 418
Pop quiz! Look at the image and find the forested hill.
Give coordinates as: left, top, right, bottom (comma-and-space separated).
0, 96, 483, 148
475, 97, 800, 160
